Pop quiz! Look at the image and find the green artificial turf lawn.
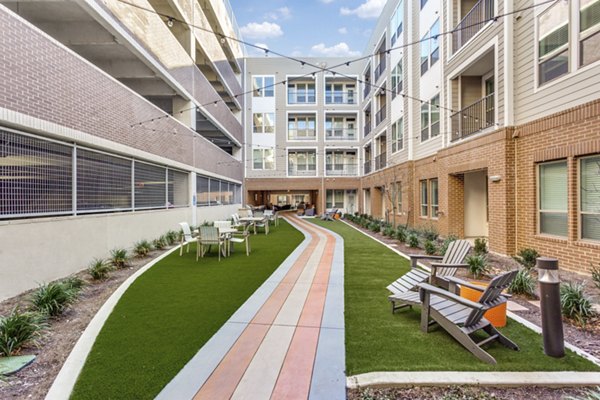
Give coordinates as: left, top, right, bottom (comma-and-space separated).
310, 219, 600, 375
70, 220, 303, 400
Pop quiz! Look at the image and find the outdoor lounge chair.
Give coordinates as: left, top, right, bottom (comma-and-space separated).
197, 226, 225, 261
178, 222, 198, 256
229, 223, 251, 256
418, 270, 519, 364
387, 239, 471, 312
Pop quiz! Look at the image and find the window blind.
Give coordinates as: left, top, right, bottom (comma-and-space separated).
539, 161, 567, 236
581, 156, 600, 240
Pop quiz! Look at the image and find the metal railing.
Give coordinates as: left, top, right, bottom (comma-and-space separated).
287, 90, 316, 104
288, 166, 317, 176
452, 0, 494, 53
364, 121, 372, 137
325, 163, 358, 176
288, 129, 316, 140
374, 57, 387, 82
364, 160, 372, 175
326, 128, 357, 140
375, 107, 387, 126
363, 82, 371, 98
451, 93, 495, 142
375, 152, 387, 170
325, 91, 356, 104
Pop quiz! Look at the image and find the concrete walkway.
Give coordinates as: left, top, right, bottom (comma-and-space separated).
157, 216, 345, 400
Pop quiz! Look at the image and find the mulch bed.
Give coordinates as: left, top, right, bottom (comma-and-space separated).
0, 246, 176, 399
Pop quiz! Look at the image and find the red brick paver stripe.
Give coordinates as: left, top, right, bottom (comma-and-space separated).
193, 218, 324, 400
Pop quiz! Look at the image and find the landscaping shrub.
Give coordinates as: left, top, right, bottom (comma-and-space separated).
30, 281, 79, 317
88, 258, 113, 281
110, 248, 129, 269
514, 247, 540, 270
567, 387, 600, 400
508, 269, 537, 298
394, 227, 407, 243
383, 226, 394, 237
133, 240, 153, 258
591, 263, 600, 290
420, 225, 439, 241
62, 276, 85, 291
465, 254, 488, 279
164, 230, 179, 246
474, 238, 488, 255
561, 282, 594, 325
0, 308, 46, 356
368, 221, 380, 233
439, 234, 459, 256
152, 236, 167, 250
424, 239, 437, 255
406, 233, 419, 248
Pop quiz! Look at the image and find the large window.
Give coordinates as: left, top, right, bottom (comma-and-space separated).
253, 76, 275, 97
252, 147, 275, 170
325, 82, 356, 104
391, 117, 403, 153
288, 150, 316, 176
325, 150, 357, 176
288, 81, 316, 104
390, 0, 404, 45
421, 94, 440, 141
430, 178, 439, 218
134, 162, 166, 209
395, 181, 402, 214
580, 0, 600, 66
288, 114, 316, 140
196, 176, 241, 207
326, 189, 345, 209
196, 176, 210, 206
168, 170, 188, 207
325, 116, 356, 140
580, 155, 600, 241
539, 161, 568, 237
253, 113, 275, 133
420, 180, 428, 217
420, 19, 440, 76
538, 1, 569, 85
391, 60, 403, 97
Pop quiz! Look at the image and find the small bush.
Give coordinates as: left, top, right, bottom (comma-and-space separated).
368, 221, 380, 232
514, 247, 540, 270
153, 236, 167, 250
88, 258, 113, 281
439, 234, 459, 256
466, 254, 489, 279
110, 248, 129, 269
424, 239, 437, 255
395, 227, 407, 243
508, 269, 537, 298
591, 264, 600, 290
30, 281, 79, 317
164, 230, 179, 245
420, 225, 439, 241
474, 238, 488, 255
383, 226, 394, 237
61, 276, 85, 291
561, 282, 594, 325
133, 240, 153, 257
406, 233, 419, 248
0, 309, 46, 356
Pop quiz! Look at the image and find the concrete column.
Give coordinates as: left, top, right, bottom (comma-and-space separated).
173, 98, 196, 131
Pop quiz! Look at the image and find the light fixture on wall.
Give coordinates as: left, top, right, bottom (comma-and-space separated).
489, 175, 501, 182
167, 18, 174, 28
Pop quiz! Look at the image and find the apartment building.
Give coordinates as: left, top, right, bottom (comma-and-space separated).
358, 0, 600, 273
244, 57, 362, 214
0, 0, 245, 300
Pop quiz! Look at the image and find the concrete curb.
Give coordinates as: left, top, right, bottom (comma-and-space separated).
347, 371, 600, 388
45, 245, 182, 400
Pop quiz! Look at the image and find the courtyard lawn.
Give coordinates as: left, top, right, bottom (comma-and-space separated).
310, 219, 600, 375
70, 220, 303, 400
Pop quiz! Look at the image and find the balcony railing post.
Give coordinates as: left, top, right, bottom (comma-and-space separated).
450, 92, 495, 142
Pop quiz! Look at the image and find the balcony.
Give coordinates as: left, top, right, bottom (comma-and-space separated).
364, 160, 372, 175
288, 165, 317, 176
325, 163, 358, 176
363, 82, 371, 98
364, 121, 372, 137
451, 93, 495, 142
374, 58, 387, 82
452, 0, 494, 53
288, 129, 316, 141
375, 107, 386, 126
374, 152, 387, 170
326, 128, 357, 141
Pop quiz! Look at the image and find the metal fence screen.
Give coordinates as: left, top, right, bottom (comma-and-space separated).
134, 162, 166, 209
77, 149, 132, 212
0, 130, 72, 218
168, 169, 189, 207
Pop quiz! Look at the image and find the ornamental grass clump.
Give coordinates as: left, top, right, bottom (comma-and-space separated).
133, 240, 153, 258
110, 248, 129, 269
465, 254, 489, 279
508, 268, 537, 298
474, 238, 488, 256
591, 264, 600, 290
567, 387, 600, 400
0, 308, 46, 356
164, 230, 179, 246
88, 258, 113, 281
152, 236, 167, 250
560, 282, 595, 325
30, 281, 80, 317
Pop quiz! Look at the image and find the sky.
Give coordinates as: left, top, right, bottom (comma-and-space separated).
228, 0, 386, 58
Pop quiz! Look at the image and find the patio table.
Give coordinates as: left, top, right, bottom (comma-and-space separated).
239, 216, 269, 235
218, 227, 239, 256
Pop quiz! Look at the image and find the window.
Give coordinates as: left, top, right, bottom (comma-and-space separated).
288, 150, 317, 176
288, 115, 316, 140
325, 150, 357, 176
391, 60, 403, 97
326, 116, 356, 140
325, 82, 356, 104
580, 155, 600, 241
420, 19, 440, 76
253, 76, 275, 97
420, 0, 428, 10
421, 94, 440, 142
252, 113, 275, 133
390, 1, 404, 45
538, 1, 569, 85
326, 189, 345, 208
252, 147, 275, 170
134, 162, 166, 209
580, 0, 600, 66
391, 117, 403, 153
539, 161, 568, 237
196, 176, 210, 206
167, 170, 188, 207
430, 178, 439, 218
395, 182, 402, 213
288, 82, 316, 104
420, 180, 428, 217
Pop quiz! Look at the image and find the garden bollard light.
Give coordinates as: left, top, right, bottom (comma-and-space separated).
537, 257, 565, 358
